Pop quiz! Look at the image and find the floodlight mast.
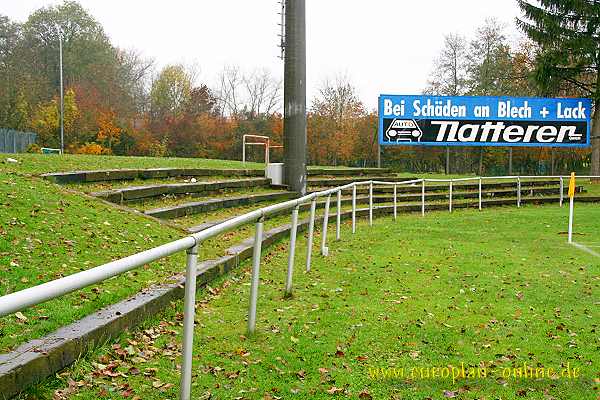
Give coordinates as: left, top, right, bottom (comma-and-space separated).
282, 0, 307, 194
57, 25, 64, 155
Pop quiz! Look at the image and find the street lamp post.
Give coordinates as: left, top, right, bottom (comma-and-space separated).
58, 26, 64, 154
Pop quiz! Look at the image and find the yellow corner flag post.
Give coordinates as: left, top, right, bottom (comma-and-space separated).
568, 172, 576, 243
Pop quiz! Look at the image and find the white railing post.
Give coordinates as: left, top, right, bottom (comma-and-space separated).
248, 218, 264, 335
369, 181, 373, 226
478, 177, 482, 211
517, 176, 521, 208
421, 180, 425, 216
321, 194, 331, 256
449, 179, 453, 213
285, 206, 299, 296
180, 243, 199, 400
336, 189, 341, 241
306, 197, 317, 272
559, 176, 564, 207
352, 184, 356, 233
393, 183, 397, 221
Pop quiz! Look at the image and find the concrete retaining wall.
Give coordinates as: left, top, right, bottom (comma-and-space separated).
145, 191, 298, 219
41, 168, 265, 184
93, 178, 272, 203
307, 168, 390, 176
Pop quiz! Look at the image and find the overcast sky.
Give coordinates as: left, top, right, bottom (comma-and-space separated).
3, 0, 523, 110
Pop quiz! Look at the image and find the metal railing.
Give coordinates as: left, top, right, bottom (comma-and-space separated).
0, 174, 598, 399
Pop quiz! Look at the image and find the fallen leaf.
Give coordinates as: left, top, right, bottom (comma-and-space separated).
358, 389, 373, 399
15, 312, 27, 322
326, 386, 344, 395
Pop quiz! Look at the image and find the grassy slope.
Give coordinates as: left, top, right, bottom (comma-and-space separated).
26, 204, 599, 400
1, 153, 263, 175
0, 154, 262, 351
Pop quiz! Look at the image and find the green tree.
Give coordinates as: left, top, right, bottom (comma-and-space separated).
150, 65, 193, 121
517, 0, 600, 174
22, 1, 115, 90
0, 15, 26, 129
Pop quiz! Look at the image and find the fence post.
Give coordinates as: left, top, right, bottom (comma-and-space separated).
352, 184, 356, 234
393, 183, 397, 221
321, 194, 331, 256
478, 177, 482, 211
248, 218, 264, 335
421, 180, 425, 216
517, 176, 521, 208
180, 243, 199, 400
449, 179, 453, 213
242, 135, 246, 163
285, 206, 299, 296
559, 176, 564, 207
305, 197, 317, 272
369, 181, 373, 226
336, 190, 341, 241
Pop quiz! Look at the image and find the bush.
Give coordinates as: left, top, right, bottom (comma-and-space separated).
26, 143, 42, 154
75, 143, 110, 155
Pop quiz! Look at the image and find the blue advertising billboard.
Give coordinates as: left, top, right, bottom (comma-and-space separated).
378, 95, 591, 148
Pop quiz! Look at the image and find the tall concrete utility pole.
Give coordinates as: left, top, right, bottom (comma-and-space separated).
283, 0, 307, 194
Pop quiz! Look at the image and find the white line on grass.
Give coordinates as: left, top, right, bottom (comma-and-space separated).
571, 242, 600, 258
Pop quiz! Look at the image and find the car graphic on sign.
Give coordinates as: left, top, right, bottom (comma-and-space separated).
385, 119, 423, 142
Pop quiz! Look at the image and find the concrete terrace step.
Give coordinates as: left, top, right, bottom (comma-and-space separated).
307, 176, 414, 187
185, 187, 585, 233
42, 168, 264, 184
145, 191, 299, 219
92, 178, 272, 203
307, 167, 391, 176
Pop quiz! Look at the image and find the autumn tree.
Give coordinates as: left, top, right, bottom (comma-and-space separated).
30, 88, 78, 148
310, 75, 365, 165
96, 110, 121, 151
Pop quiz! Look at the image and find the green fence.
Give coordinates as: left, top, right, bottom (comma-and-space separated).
0, 129, 37, 153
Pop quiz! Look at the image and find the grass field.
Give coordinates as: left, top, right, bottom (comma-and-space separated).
0, 154, 263, 351
0, 154, 396, 351
1, 153, 263, 175
23, 204, 599, 400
